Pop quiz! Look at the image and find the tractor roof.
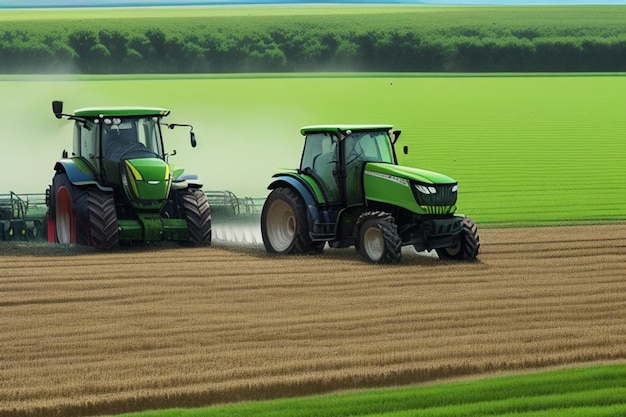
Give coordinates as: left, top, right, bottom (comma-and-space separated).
300, 124, 393, 136
73, 107, 171, 118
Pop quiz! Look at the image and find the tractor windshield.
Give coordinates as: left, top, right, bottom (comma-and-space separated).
343, 130, 395, 165
101, 116, 163, 162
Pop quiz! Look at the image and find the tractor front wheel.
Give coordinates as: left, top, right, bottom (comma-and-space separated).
436, 216, 480, 261
87, 189, 119, 250
180, 188, 212, 246
261, 187, 317, 254
355, 211, 402, 264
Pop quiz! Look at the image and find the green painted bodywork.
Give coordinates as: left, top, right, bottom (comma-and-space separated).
370, 163, 457, 185
171, 167, 185, 181
117, 217, 188, 241
122, 158, 171, 210
74, 107, 170, 118
364, 163, 457, 215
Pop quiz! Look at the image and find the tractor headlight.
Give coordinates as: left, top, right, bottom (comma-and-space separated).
415, 184, 437, 195
121, 168, 129, 188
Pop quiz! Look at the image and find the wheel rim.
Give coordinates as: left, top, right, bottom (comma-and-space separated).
445, 241, 462, 257
55, 186, 75, 244
47, 214, 55, 243
266, 199, 296, 252
363, 225, 384, 262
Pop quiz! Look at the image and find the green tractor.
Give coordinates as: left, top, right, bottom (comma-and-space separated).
261, 125, 479, 264
46, 101, 211, 249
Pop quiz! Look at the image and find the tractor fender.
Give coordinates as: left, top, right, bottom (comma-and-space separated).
54, 158, 98, 186
268, 175, 324, 227
269, 172, 326, 204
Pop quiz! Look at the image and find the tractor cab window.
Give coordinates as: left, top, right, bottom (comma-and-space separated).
75, 120, 98, 163
137, 117, 164, 157
301, 132, 339, 203
101, 117, 161, 162
343, 131, 395, 205
344, 131, 395, 165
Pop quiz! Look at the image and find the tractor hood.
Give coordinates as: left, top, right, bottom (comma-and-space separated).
121, 158, 171, 209
363, 162, 458, 215
365, 163, 457, 185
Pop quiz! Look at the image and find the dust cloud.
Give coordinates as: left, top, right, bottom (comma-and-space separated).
168, 107, 303, 200
0, 81, 71, 195
0, 77, 306, 201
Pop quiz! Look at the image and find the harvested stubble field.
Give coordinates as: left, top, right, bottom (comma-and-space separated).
1, 223, 625, 417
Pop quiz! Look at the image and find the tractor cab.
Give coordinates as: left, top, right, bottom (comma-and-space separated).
100, 117, 163, 163
97, 116, 166, 190
299, 125, 398, 206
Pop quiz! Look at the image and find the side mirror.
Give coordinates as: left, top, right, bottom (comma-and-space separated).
167, 123, 197, 148
403, 145, 409, 155
52, 100, 64, 119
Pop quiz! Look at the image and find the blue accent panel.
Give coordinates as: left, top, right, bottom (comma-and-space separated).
55, 159, 97, 185
268, 176, 321, 224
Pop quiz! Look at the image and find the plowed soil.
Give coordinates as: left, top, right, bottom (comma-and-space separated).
1, 224, 625, 417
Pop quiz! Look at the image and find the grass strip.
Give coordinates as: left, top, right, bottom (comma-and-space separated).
110, 365, 626, 417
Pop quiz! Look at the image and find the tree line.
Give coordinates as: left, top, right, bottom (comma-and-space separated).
1, 12, 625, 73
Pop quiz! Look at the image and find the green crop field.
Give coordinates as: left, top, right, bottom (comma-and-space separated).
1, 73, 624, 226
3, 4, 623, 24
108, 365, 626, 417
3, 5, 624, 35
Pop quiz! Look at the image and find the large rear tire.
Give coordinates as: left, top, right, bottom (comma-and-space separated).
261, 187, 317, 254
180, 188, 212, 246
355, 211, 402, 264
436, 216, 480, 261
50, 173, 89, 245
87, 189, 119, 250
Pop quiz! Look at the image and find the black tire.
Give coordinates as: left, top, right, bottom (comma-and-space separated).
87, 189, 119, 250
355, 211, 402, 264
261, 187, 317, 254
50, 173, 89, 245
436, 216, 480, 261
180, 188, 212, 246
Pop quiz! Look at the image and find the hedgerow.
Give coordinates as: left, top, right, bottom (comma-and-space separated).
1, 6, 625, 73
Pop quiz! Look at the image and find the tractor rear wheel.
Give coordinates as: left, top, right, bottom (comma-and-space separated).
180, 188, 212, 246
87, 189, 119, 250
50, 173, 89, 245
436, 216, 480, 261
355, 211, 402, 264
261, 187, 317, 254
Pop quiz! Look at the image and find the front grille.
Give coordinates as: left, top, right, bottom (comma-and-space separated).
413, 182, 458, 214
